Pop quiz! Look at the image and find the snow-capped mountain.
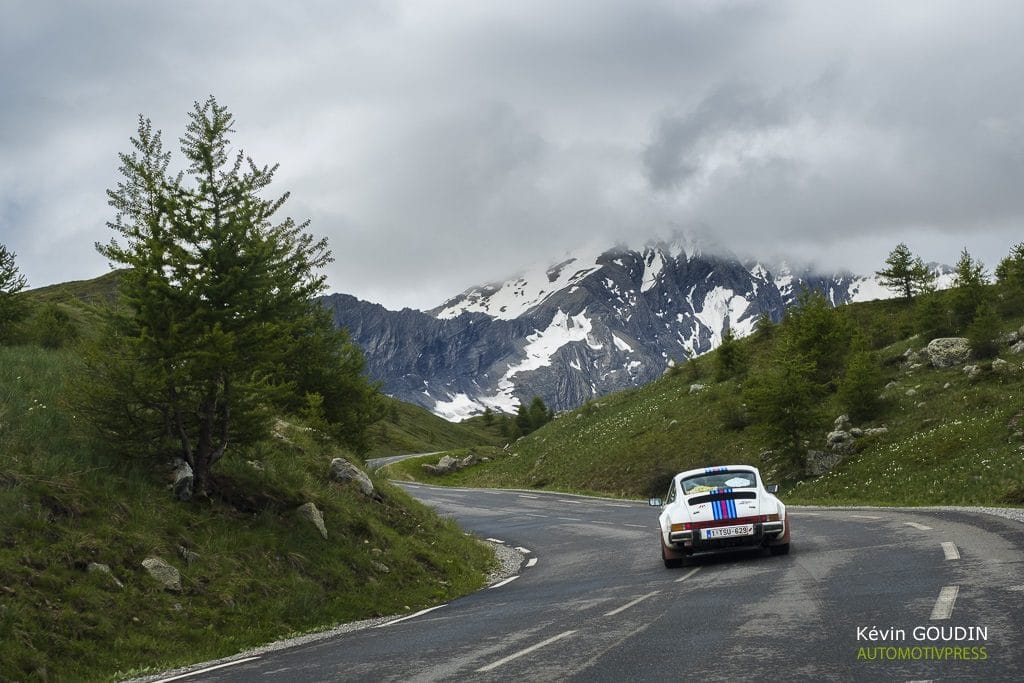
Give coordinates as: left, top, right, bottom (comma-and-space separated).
321, 240, 950, 420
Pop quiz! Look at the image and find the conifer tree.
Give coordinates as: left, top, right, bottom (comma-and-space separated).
84, 97, 375, 494
966, 301, 1001, 359
876, 243, 936, 300
949, 248, 989, 329
995, 242, 1024, 314
0, 243, 28, 341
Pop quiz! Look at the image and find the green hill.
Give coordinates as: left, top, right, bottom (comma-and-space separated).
387, 294, 1024, 508
0, 272, 505, 681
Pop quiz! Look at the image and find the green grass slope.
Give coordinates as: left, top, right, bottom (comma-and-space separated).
365, 396, 505, 457
0, 346, 493, 682
392, 300, 1024, 508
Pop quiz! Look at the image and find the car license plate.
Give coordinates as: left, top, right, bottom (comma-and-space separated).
701, 524, 754, 539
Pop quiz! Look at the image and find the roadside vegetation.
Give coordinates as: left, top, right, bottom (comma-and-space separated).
0, 99, 496, 682
389, 243, 1024, 508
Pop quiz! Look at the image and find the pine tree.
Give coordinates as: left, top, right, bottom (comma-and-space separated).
876, 243, 935, 300
949, 248, 989, 329
714, 330, 746, 381
82, 97, 375, 495
0, 243, 29, 342
837, 349, 886, 422
995, 242, 1024, 314
966, 301, 1001, 359
913, 291, 952, 341
780, 291, 853, 386
744, 337, 824, 476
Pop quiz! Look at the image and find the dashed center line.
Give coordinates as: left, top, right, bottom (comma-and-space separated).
904, 522, 933, 531
527, 558, 538, 568
623, 523, 647, 529
941, 542, 960, 560
557, 499, 583, 505
930, 586, 959, 620
517, 494, 539, 499
849, 514, 882, 520
490, 576, 520, 589
558, 517, 583, 522
476, 630, 577, 673
604, 591, 660, 617
674, 567, 702, 583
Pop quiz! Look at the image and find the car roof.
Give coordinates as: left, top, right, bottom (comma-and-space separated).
675, 465, 759, 481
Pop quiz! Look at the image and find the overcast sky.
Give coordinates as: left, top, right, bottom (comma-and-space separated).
2, 1, 1023, 310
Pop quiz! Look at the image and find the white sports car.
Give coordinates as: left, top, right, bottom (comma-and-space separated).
649, 465, 790, 568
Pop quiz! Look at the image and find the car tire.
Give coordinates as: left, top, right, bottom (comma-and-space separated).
769, 543, 790, 556
661, 538, 684, 568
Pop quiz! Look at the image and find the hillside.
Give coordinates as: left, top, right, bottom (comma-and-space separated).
386, 294, 1024, 507
0, 273, 504, 681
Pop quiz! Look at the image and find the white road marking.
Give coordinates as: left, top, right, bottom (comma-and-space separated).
674, 567, 702, 584
1009, 585, 1024, 592
514, 547, 532, 554
153, 657, 262, 682
527, 558, 538, 568
486, 538, 506, 544
592, 521, 616, 525
604, 503, 631, 508
375, 604, 448, 628
523, 513, 548, 518
557, 499, 583, 504
476, 630, 577, 673
904, 522, 933, 531
558, 517, 583, 522
490, 576, 520, 589
604, 591, 660, 617
623, 523, 647, 529
849, 514, 882, 520
517, 494, 539, 499
792, 511, 819, 515
930, 586, 959, 620
941, 542, 960, 560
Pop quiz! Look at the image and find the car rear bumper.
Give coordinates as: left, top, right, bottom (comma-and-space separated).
669, 519, 785, 549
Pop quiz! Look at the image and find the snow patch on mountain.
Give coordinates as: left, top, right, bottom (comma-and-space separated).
434, 248, 605, 320
505, 309, 594, 380
695, 287, 752, 346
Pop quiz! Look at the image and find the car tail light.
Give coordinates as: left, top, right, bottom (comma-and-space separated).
670, 522, 692, 532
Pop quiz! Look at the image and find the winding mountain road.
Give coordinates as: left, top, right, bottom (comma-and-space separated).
159, 484, 1024, 682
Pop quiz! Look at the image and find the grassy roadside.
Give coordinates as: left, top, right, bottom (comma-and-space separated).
0, 345, 494, 682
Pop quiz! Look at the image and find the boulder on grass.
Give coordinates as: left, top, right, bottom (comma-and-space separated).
329, 458, 374, 497
142, 557, 182, 592
298, 502, 328, 539
925, 338, 971, 368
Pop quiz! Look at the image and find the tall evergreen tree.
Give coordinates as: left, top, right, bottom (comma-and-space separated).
949, 248, 989, 329
966, 301, 1001, 359
83, 97, 376, 494
0, 243, 29, 342
713, 329, 746, 381
744, 337, 824, 476
995, 242, 1024, 314
876, 243, 936, 300
780, 291, 853, 386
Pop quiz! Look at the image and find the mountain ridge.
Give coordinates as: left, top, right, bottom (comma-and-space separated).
323, 240, 953, 420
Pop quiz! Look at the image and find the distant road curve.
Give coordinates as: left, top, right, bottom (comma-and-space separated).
365, 452, 440, 471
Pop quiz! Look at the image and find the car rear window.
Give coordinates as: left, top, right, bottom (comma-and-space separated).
680, 471, 757, 494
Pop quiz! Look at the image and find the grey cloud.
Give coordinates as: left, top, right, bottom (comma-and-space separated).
3, 1, 1024, 308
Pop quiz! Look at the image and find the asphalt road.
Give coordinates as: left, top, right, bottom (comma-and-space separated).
164, 485, 1024, 682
